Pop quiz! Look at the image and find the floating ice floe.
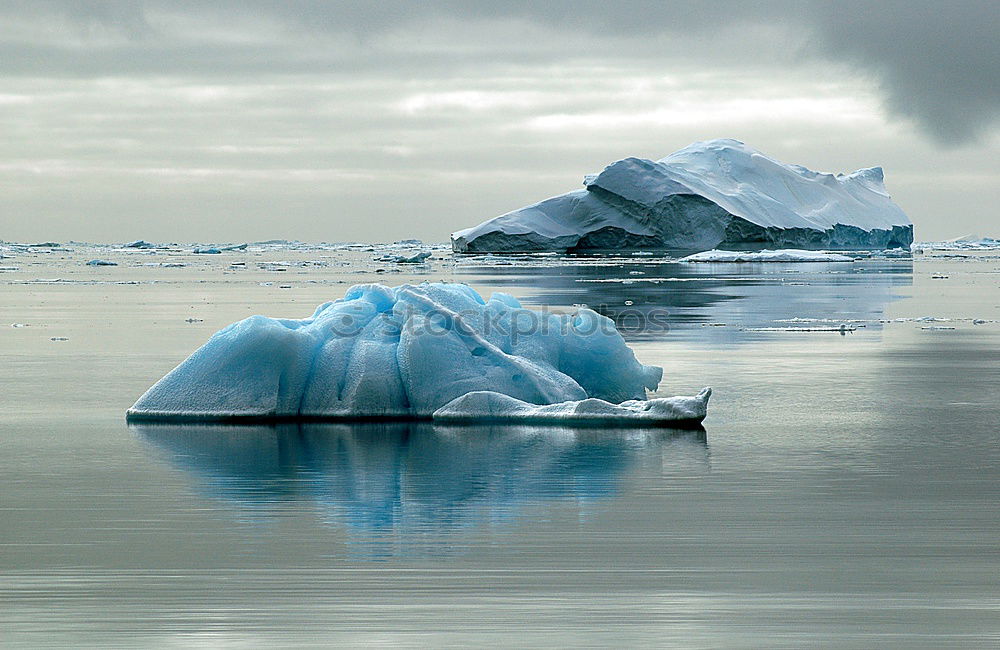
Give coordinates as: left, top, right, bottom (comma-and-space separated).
85, 259, 118, 266
452, 139, 912, 253
193, 247, 221, 254
127, 282, 708, 425
434, 389, 710, 426
376, 251, 432, 264
743, 325, 856, 333
913, 236, 1000, 252
679, 249, 855, 263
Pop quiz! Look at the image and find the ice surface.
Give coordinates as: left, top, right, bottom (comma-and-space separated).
679, 249, 855, 263
453, 139, 913, 253
127, 282, 698, 423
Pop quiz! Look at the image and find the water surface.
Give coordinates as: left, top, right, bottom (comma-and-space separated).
2, 247, 998, 647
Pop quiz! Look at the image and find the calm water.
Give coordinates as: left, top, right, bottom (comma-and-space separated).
2, 248, 999, 647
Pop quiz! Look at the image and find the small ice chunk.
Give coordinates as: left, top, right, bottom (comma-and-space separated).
193, 247, 221, 254
86, 259, 118, 266
377, 251, 432, 264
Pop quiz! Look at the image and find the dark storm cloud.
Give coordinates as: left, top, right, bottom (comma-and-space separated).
808, 1, 1000, 143
1, 1, 996, 142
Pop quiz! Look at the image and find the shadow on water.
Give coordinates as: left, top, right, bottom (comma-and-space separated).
132, 421, 708, 557
459, 257, 913, 342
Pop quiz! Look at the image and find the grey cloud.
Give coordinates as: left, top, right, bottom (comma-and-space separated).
809, 1, 999, 143
1, 1, 996, 141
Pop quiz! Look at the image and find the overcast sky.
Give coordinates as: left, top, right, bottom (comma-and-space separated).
1, 0, 997, 243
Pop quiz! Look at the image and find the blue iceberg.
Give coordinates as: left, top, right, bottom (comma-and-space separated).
127, 283, 708, 424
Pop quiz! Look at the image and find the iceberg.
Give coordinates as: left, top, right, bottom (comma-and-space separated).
127, 283, 707, 424
679, 249, 854, 263
452, 139, 913, 253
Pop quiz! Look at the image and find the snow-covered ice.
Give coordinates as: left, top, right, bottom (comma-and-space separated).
453, 139, 913, 253
434, 389, 710, 426
128, 282, 707, 424
679, 249, 855, 263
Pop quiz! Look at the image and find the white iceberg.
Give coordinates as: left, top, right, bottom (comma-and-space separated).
127, 283, 707, 425
679, 249, 854, 263
452, 139, 912, 253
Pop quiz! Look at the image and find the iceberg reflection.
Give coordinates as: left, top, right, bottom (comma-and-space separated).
461, 257, 913, 342
133, 421, 707, 552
